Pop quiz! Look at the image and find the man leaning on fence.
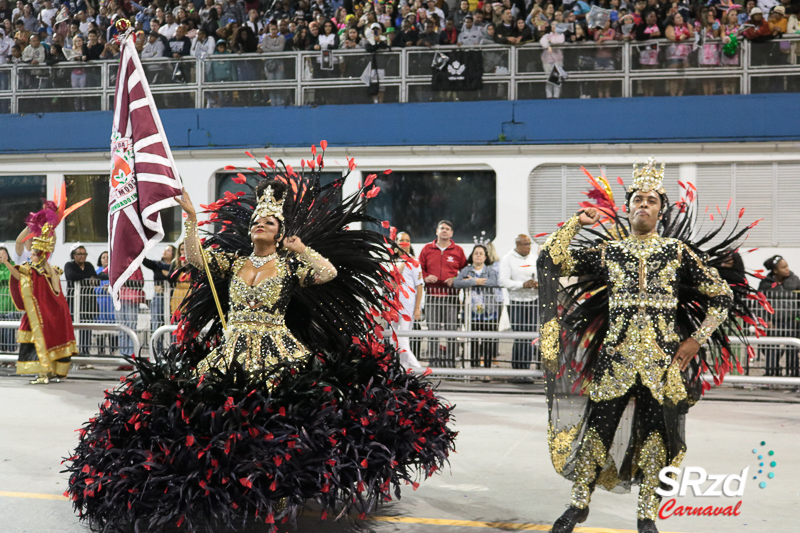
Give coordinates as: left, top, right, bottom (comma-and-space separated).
418, 220, 466, 368
499, 234, 539, 369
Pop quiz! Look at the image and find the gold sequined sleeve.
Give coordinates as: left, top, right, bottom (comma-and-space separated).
539, 214, 602, 278
681, 244, 733, 346
295, 247, 337, 287
183, 219, 234, 277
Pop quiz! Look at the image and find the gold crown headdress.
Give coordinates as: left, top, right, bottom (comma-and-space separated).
628, 157, 665, 195
252, 185, 285, 223
32, 223, 57, 253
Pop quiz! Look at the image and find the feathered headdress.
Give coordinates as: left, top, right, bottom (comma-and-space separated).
24, 183, 91, 254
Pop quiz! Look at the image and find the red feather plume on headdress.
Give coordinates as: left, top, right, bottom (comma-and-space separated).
25, 201, 59, 237
578, 166, 618, 221
23, 183, 92, 241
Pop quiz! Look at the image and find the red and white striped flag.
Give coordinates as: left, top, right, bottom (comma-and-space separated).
109, 37, 183, 309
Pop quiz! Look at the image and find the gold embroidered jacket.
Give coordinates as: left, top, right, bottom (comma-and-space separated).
540, 215, 733, 404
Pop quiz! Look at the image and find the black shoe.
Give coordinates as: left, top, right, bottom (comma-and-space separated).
638, 519, 659, 533
552, 506, 589, 533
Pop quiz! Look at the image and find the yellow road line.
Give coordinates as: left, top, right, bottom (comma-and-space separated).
0, 491, 692, 533
371, 516, 690, 533
0, 491, 66, 501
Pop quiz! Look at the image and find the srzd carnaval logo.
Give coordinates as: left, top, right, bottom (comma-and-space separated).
656, 466, 747, 519
656, 441, 778, 519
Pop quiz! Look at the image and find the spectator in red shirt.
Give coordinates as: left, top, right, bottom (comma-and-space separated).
418, 220, 467, 367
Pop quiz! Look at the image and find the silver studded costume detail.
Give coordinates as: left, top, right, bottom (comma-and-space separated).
538, 215, 733, 520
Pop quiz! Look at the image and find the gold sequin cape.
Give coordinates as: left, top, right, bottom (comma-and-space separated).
537, 215, 733, 494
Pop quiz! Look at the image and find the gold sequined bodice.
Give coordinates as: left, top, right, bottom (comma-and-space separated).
228, 257, 293, 326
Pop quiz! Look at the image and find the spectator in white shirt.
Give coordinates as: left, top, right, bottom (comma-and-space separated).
391, 232, 424, 369
425, 0, 445, 25
21, 33, 45, 64
38, 0, 57, 28
499, 234, 539, 369
76, 10, 91, 35
0, 27, 13, 65
159, 12, 179, 40
190, 27, 215, 58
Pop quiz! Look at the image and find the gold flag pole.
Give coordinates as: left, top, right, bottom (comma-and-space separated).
198, 245, 227, 331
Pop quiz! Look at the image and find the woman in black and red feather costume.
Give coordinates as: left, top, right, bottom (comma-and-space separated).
64, 144, 456, 532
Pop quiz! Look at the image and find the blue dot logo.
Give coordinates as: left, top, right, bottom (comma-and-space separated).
752, 441, 777, 489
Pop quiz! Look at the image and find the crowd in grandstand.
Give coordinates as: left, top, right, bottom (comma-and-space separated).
0, 0, 798, 66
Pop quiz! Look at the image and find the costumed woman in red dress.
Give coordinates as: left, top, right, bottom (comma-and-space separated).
1, 192, 89, 384
65, 145, 456, 532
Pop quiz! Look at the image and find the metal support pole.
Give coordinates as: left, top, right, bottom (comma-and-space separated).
74, 281, 82, 325
622, 40, 631, 98
742, 39, 750, 94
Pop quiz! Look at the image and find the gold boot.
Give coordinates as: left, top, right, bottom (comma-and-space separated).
30, 373, 50, 385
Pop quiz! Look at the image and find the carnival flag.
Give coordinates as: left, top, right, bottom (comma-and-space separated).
109, 36, 182, 309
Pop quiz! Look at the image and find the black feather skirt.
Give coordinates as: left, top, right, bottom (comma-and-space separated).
64, 146, 457, 532
64, 343, 456, 533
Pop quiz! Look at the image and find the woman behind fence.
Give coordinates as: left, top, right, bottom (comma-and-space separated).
720, 9, 741, 94
392, 232, 424, 369
758, 255, 800, 377
540, 23, 565, 99
665, 12, 694, 96
698, 8, 721, 95
94, 251, 117, 356
454, 244, 501, 368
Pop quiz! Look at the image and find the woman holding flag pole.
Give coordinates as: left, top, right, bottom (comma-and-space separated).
66, 137, 456, 531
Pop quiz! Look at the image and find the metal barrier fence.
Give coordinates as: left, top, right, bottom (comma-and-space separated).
0, 37, 798, 113
0, 321, 140, 366
1, 281, 798, 378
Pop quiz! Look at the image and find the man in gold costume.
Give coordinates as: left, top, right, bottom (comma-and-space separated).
538, 160, 734, 533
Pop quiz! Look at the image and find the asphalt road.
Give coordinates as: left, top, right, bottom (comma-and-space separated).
0, 372, 797, 533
